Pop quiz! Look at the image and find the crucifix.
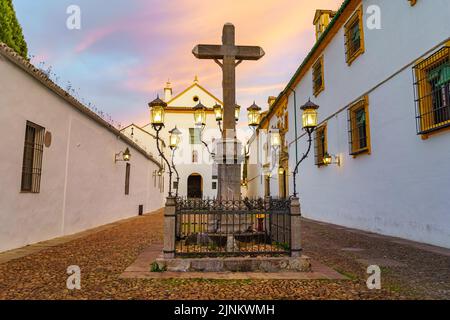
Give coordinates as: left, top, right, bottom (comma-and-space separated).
192, 23, 265, 200
193, 23, 265, 133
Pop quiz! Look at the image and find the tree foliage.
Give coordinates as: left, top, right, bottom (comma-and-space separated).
0, 0, 28, 58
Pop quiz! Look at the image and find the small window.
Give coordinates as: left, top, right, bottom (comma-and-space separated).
193, 96, 199, 102
344, 7, 365, 66
125, 163, 131, 195
189, 128, 201, 144
312, 56, 325, 96
173, 181, 179, 189
413, 46, 450, 135
348, 96, 371, 156
21, 121, 45, 193
314, 124, 327, 166
212, 181, 217, 190
212, 175, 218, 180
192, 150, 198, 163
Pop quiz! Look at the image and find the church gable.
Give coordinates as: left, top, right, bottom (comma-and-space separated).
167, 83, 222, 108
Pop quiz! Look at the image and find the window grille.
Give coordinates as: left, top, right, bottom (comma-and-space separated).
344, 7, 364, 65
21, 121, 45, 193
413, 46, 450, 135
312, 56, 324, 96
189, 128, 201, 144
314, 124, 327, 165
348, 96, 371, 156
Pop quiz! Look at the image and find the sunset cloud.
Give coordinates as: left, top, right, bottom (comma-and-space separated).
13, 0, 343, 126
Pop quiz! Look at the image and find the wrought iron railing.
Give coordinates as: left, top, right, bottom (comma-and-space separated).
175, 197, 291, 257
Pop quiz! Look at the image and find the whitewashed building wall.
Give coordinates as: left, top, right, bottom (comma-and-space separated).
0, 44, 164, 252
249, 0, 450, 248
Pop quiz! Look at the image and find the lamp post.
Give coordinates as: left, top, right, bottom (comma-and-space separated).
260, 127, 281, 197
149, 95, 174, 197
292, 99, 319, 197
169, 126, 182, 197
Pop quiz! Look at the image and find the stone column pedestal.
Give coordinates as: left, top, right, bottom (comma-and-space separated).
290, 197, 302, 257
214, 137, 243, 200
163, 196, 176, 259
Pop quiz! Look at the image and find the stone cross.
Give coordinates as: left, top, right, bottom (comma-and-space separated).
192, 23, 265, 135
192, 23, 264, 200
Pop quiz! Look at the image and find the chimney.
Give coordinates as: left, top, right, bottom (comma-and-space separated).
313, 10, 336, 41
164, 80, 172, 102
268, 96, 277, 108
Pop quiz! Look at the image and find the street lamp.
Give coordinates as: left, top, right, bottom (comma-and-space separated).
149, 95, 174, 197
213, 103, 223, 133
150, 96, 166, 129
262, 127, 281, 189
292, 99, 320, 197
247, 101, 261, 128
213, 103, 223, 122
193, 101, 207, 128
169, 126, 182, 150
235, 104, 241, 122
269, 127, 281, 149
301, 99, 319, 129
168, 126, 182, 197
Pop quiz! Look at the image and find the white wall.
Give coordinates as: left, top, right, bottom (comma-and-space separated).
0, 50, 163, 252
281, 0, 450, 248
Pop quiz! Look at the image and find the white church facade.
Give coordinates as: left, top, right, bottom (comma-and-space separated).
0, 43, 164, 253
121, 77, 223, 199
247, 0, 450, 248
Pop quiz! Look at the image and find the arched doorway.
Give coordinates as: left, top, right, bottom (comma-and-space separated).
187, 173, 202, 198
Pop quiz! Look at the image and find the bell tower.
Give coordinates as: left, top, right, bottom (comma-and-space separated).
164, 80, 172, 102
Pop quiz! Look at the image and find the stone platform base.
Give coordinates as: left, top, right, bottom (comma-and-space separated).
156, 255, 311, 273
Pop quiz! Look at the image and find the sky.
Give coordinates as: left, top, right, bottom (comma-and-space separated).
13, 0, 342, 133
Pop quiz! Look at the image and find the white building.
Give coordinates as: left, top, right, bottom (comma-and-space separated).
0, 43, 164, 253
122, 77, 223, 199
247, 0, 450, 248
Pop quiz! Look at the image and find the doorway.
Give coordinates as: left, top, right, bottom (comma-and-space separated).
187, 173, 202, 198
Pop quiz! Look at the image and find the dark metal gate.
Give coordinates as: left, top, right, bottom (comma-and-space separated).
175, 198, 291, 257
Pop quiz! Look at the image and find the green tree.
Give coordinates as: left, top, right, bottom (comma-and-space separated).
0, 0, 28, 58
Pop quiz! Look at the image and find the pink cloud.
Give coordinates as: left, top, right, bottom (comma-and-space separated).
75, 25, 118, 53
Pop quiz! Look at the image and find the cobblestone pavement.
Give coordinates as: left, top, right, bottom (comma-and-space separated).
0, 209, 447, 300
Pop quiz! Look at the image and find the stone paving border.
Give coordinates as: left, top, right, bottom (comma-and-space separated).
120, 244, 346, 280
0, 212, 161, 265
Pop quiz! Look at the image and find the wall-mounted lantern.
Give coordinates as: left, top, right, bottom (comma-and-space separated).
323, 152, 341, 166
115, 147, 131, 163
